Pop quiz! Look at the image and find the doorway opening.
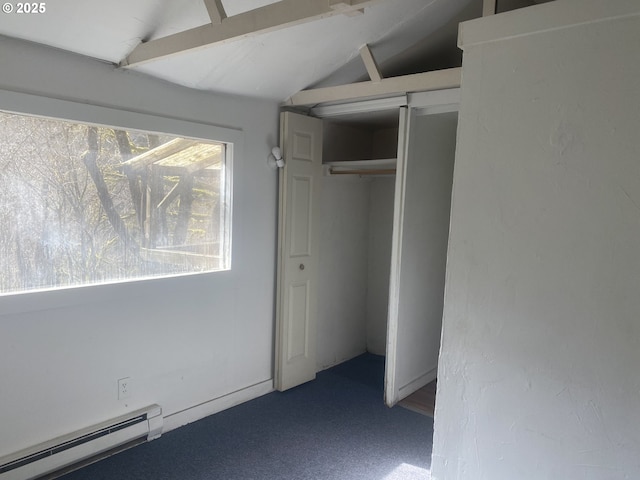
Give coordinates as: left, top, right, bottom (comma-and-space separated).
275, 91, 460, 415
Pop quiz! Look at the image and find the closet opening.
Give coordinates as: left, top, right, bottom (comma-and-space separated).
275, 89, 460, 421
317, 109, 399, 374
315, 102, 458, 420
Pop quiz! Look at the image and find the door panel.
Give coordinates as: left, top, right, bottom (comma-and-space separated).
287, 282, 310, 361
292, 132, 314, 161
275, 112, 322, 391
385, 109, 458, 406
290, 176, 312, 257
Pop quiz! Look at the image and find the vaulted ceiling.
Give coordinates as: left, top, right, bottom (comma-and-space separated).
0, 0, 491, 101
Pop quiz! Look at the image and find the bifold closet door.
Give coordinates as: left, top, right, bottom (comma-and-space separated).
385, 108, 457, 406
275, 112, 323, 391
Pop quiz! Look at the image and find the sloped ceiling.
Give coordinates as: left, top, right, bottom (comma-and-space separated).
0, 0, 483, 101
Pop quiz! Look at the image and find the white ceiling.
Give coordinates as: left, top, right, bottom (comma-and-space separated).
0, 0, 482, 101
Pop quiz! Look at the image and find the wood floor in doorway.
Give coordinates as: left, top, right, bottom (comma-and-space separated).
399, 380, 437, 417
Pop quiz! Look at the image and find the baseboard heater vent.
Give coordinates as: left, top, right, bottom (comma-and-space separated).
0, 405, 162, 480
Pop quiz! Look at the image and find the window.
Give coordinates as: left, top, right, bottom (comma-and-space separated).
0, 110, 232, 294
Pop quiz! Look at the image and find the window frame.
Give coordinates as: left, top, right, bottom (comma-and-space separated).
0, 89, 241, 300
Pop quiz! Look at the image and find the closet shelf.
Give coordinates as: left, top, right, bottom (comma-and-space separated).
323, 158, 397, 176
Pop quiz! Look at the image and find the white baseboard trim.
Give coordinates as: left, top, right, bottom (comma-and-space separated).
398, 365, 438, 399
316, 348, 368, 372
163, 379, 274, 433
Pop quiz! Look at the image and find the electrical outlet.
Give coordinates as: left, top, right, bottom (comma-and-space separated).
118, 377, 132, 400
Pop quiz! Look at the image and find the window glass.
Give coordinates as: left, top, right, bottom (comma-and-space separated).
0, 110, 231, 294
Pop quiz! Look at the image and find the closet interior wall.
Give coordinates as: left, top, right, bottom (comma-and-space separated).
316, 116, 398, 370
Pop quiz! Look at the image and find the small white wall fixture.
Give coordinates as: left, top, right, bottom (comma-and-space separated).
267, 146, 285, 168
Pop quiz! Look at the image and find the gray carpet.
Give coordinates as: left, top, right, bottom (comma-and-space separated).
61, 354, 432, 480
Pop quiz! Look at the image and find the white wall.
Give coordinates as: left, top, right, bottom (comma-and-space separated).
366, 128, 399, 355
432, 2, 640, 479
0, 36, 279, 456
322, 121, 373, 162
366, 177, 395, 355
372, 127, 399, 160
317, 176, 370, 369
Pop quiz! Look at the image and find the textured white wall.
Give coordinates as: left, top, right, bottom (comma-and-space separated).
432, 2, 640, 479
0, 37, 279, 456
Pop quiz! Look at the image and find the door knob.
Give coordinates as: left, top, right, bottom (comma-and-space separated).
299, 264, 305, 270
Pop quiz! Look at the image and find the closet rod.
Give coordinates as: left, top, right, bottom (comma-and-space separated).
329, 168, 396, 176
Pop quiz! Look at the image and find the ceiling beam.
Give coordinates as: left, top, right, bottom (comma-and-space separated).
329, 0, 355, 9
284, 67, 461, 107
482, 0, 497, 16
330, 0, 365, 16
121, 0, 385, 68
204, 0, 227, 24
359, 44, 382, 82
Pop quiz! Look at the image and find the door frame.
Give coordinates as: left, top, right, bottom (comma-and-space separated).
273, 88, 460, 397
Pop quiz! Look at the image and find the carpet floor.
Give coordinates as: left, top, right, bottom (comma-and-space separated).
61, 354, 433, 480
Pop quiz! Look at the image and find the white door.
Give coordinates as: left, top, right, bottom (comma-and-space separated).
385, 107, 458, 406
274, 112, 323, 391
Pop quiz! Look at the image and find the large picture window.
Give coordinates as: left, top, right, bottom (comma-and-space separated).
0, 110, 232, 294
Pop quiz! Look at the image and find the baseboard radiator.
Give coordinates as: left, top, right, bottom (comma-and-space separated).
0, 405, 162, 480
